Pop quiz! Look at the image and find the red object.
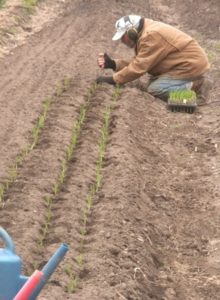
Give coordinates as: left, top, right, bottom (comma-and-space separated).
13, 270, 43, 300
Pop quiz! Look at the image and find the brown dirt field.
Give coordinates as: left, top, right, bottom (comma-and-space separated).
0, 0, 220, 299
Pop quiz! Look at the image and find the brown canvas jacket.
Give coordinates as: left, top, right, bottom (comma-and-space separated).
113, 19, 210, 84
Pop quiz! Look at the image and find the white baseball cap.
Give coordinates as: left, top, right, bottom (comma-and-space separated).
112, 15, 142, 41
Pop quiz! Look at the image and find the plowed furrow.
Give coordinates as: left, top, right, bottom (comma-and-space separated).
68, 88, 165, 300
0, 81, 95, 270
36, 86, 118, 297
0, 0, 115, 181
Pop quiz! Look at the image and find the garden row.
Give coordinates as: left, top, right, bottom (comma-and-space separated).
0, 78, 121, 295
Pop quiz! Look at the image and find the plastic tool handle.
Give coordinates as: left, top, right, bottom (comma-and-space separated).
13, 270, 43, 300
29, 243, 68, 300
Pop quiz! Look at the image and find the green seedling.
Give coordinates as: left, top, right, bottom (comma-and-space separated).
70, 133, 77, 147
214, 42, 220, 52
7, 167, 17, 184
31, 97, 52, 149
168, 90, 197, 113
65, 147, 72, 161
66, 276, 78, 293
40, 222, 48, 236
37, 199, 53, 247
22, 0, 37, 10
75, 253, 84, 266
45, 210, 52, 223
58, 159, 68, 185
95, 173, 102, 191
0, 27, 16, 38
0, 185, 5, 201
15, 148, 29, 166
207, 51, 217, 62
86, 194, 93, 210
37, 235, 44, 247
79, 226, 86, 236
82, 208, 88, 226
169, 90, 197, 104
64, 264, 72, 276
54, 76, 72, 97
89, 185, 96, 196
64, 264, 79, 292
43, 195, 52, 208
38, 219, 50, 247
0, 0, 5, 9
53, 182, 59, 195
63, 76, 72, 91
54, 84, 63, 97
79, 106, 86, 123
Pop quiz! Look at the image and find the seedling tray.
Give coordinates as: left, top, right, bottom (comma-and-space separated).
167, 90, 197, 114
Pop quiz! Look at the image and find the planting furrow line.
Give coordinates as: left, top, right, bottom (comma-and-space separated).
0, 76, 71, 204
69, 88, 164, 299
33, 84, 98, 254
36, 86, 121, 297
65, 86, 121, 294
23, 85, 112, 289
0, 80, 96, 272
18, 82, 100, 274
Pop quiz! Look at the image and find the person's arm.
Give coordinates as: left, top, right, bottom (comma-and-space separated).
114, 58, 132, 71
113, 32, 170, 84
96, 53, 116, 85
96, 76, 115, 85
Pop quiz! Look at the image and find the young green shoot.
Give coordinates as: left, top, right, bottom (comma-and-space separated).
169, 90, 197, 104
64, 265, 78, 293
75, 253, 84, 266
0, 0, 5, 9
22, 0, 38, 11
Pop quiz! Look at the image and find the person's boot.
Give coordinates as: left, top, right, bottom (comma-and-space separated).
192, 76, 213, 106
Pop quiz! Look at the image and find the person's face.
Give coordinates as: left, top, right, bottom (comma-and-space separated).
121, 33, 136, 48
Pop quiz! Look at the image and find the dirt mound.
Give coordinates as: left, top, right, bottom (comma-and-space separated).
175, 0, 220, 39
0, 0, 220, 299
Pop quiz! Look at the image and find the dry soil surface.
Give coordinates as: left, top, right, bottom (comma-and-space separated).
0, 0, 220, 299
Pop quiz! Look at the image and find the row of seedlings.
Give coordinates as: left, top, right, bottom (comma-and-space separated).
64, 85, 121, 293
32, 83, 98, 270
0, 77, 71, 205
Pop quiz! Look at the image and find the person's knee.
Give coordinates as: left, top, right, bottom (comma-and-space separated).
147, 82, 160, 95
147, 81, 169, 101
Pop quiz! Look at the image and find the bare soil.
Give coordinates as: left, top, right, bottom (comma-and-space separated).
0, 0, 220, 299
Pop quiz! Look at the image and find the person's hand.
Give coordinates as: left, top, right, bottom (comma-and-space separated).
98, 53, 105, 69
98, 53, 116, 70
96, 76, 115, 85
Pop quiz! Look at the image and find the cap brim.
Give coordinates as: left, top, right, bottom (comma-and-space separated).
112, 30, 125, 41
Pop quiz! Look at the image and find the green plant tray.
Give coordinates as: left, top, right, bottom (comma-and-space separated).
167, 99, 197, 113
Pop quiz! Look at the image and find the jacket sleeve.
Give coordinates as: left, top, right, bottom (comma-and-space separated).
113, 32, 171, 84
114, 58, 131, 71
